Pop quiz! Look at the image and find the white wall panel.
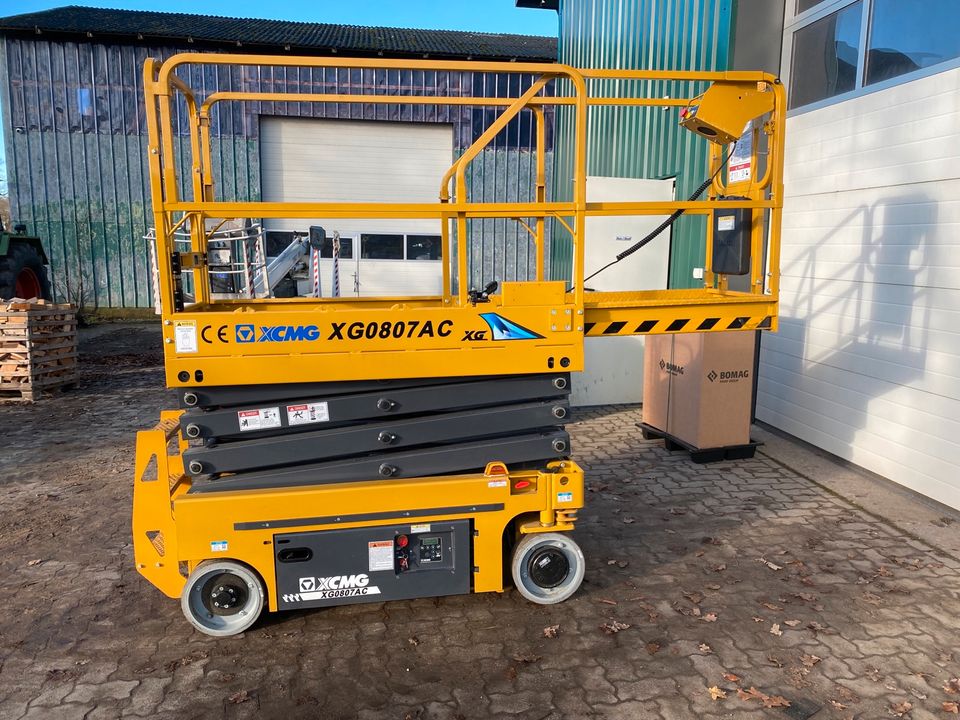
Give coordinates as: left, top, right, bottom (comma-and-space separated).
758, 66, 960, 510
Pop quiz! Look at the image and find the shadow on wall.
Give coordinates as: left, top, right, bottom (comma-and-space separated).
760, 193, 934, 464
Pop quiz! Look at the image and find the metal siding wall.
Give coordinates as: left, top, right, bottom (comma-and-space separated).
551, 0, 735, 288
1, 38, 553, 307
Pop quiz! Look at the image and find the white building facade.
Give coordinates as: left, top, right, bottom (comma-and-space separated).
757, 0, 960, 509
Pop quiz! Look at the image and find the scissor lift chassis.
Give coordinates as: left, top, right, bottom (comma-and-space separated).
134, 52, 785, 635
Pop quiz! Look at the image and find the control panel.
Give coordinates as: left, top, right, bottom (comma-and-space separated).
274, 520, 470, 610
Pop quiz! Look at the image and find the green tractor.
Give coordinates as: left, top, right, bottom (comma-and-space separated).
0, 220, 52, 301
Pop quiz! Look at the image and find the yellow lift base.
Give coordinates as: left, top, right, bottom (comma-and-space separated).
134, 413, 584, 635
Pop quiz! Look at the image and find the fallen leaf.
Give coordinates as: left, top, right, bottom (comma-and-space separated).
702, 613, 718, 623
909, 688, 927, 700
617, 560, 629, 568
645, 641, 661, 655
709, 686, 727, 701
784, 620, 802, 627
598, 599, 618, 606
763, 695, 791, 709
770, 624, 782, 637
768, 655, 784, 668
946, 679, 960, 695
707, 584, 721, 591
711, 563, 727, 573
622, 517, 636, 524
890, 701, 913, 717
699, 643, 712, 654
543, 624, 560, 638
670, 507, 687, 516
943, 702, 959, 714
723, 673, 741, 683
599, 620, 631, 634
757, 558, 783, 571
737, 686, 765, 702
684, 591, 705, 604
801, 654, 822, 667
752, 616, 765, 623
761, 602, 784, 611
27, 559, 44, 567
511, 652, 541, 663
227, 690, 251, 704
407, 636, 420, 646
702, 536, 723, 546
830, 700, 848, 710
807, 621, 828, 633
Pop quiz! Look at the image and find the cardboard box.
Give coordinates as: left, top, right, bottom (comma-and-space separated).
642, 332, 756, 449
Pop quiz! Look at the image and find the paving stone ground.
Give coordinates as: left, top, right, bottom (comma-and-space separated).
1, 323, 959, 720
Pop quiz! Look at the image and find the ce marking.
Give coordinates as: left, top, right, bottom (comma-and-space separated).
201, 324, 230, 343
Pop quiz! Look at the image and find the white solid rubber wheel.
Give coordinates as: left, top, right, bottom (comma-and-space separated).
180, 560, 265, 637
511, 532, 585, 604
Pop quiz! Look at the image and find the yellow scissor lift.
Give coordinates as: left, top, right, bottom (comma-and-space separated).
133, 53, 785, 636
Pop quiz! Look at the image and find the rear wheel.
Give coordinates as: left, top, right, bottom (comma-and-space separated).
511, 532, 585, 604
180, 560, 265, 637
0, 242, 52, 301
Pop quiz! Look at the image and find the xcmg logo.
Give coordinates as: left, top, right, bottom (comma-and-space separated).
299, 574, 369, 592
235, 324, 321, 343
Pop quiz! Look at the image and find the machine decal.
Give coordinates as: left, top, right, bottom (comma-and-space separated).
235, 324, 256, 343
286, 402, 329, 425
557, 492, 573, 503
327, 319, 453, 341
201, 324, 230, 343
368, 540, 394, 572
210, 540, 228, 552
284, 574, 382, 602
237, 407, 281, 432
173, 320, 198, 353
479, 313, 544, 341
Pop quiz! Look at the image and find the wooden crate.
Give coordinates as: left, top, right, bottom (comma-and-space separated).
0, 300, 78, 403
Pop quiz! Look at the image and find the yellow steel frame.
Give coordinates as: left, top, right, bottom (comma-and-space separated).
133, 413, 584, 610
143, 53, 786, 389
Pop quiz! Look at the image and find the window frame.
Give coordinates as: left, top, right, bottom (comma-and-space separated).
783, 0, 960, 114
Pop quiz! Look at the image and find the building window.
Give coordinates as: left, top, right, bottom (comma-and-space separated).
406, 235, 441, 260
361, 234, 404, 260
796, 0, 828, 13
789, 2, 863, 108
321, 236, 353, 259
866, 0, 960, 85
786, 0, 960, 110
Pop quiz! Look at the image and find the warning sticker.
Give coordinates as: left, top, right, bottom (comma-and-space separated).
368, 540, 394, 572
286, 402, 330, 426
557, 492, 573, 503
210, 540, 228, 552
728, 121, 753, 184
173, 321, 198, 354
410, 523, 431, 534
237, 407, 281, 432
718, 216, 736, 232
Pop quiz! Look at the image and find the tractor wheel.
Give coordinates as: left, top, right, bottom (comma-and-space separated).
0, 242, 52, 301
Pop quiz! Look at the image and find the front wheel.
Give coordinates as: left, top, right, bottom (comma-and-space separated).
180, 560, 265, 637
511, 532, 585, 604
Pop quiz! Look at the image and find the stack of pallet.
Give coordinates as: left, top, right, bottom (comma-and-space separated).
0, 300, 77, 403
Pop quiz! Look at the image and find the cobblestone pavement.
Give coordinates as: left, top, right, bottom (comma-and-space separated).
1, 324, 959, 720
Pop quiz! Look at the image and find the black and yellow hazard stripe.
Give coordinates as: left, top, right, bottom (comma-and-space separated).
582, 314, 774, 337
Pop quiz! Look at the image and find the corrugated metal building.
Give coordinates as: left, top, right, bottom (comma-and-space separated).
0, 6, 558, 308
539, 0, 736, 289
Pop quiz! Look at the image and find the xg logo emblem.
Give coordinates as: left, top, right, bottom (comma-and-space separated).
707, 370, 718, 382
659, 359, 666, 370
236, 324, 256, 343
299, 577, 316, 592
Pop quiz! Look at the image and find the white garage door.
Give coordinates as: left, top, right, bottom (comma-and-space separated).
260, 117, 454, 296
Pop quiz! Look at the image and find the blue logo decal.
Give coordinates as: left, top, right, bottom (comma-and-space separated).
235, 324, 256, 343
479, 313, 544, 341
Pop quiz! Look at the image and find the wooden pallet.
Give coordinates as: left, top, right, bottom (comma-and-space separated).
0, 300, 78, 403
637, 422, 761, 464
